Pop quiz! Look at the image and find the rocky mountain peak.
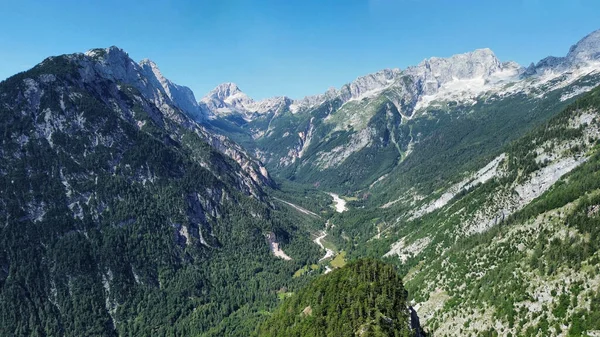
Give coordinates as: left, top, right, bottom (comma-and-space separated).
528, 29, 600, 76
139, 58, 159, 69
403, 48, 504, 96
200, 82, 251, 114
411, 48, 501, 79
337, 68, 402, 101
139, 58, 168, 87
207, 82, 245, 100
80, 46, 139, 81
200, 83, 293, 118
81, 46, 141, 77
84, 45, 129, 59
138, 58, 201, 120
567, 29, 600, 63
290, 69, 403, 113
78, 46, 203, 121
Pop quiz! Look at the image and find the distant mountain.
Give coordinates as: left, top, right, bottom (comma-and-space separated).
201, 48, 518, 120
201, 48, 517, 121
200, 82, 291, 121
200, 29, 600, 193
202, 29, 600, 124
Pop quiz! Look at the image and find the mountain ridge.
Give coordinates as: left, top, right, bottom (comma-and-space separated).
200, 48, 511, 119
75, 46, 273, 191
197, 28, 600, 195
200, 29, 600, 121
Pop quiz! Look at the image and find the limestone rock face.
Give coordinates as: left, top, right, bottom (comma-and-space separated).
529, 29, 600, 75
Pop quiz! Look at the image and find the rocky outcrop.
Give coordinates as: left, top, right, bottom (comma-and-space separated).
404, 48, 503, 96
139, 58, 202, 120
201, 82, 291, 120
80, 47, 202, 122
527, 29, 600, 75
77, 47, 274, 193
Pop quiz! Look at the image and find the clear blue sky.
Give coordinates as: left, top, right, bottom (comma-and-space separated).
1, 0, 599, 100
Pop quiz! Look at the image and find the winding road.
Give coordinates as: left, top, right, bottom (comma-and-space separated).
272, 192, 348, 264
313, 231, 335, 261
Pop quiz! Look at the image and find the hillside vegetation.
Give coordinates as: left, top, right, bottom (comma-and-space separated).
257, 259, 415, 337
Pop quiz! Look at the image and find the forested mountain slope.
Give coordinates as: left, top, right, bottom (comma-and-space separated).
331, 83, 600, 336
257, 259, 415, 337
214, 29, 600, 336
0, 47, 323, 336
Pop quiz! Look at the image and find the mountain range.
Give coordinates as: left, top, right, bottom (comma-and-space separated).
199, 29, 600, 192
1, 28, 600, 336
200, 30, 600, 116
